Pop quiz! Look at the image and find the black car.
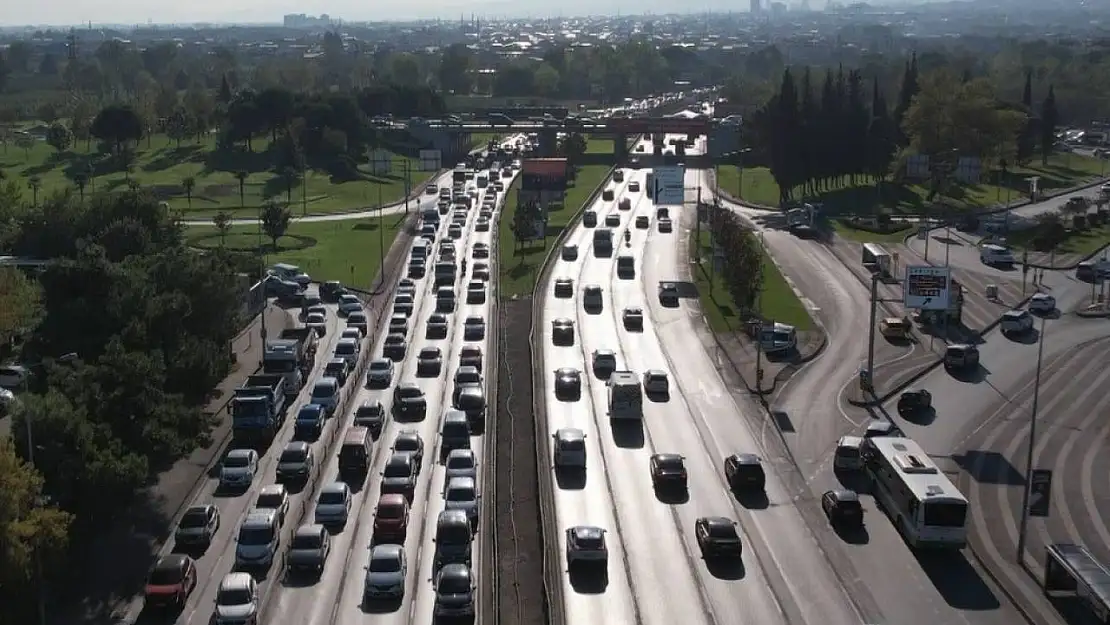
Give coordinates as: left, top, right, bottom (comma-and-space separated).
897, 389, 932, 416
821, 489, 864, 529
723, 453, 766, 491
694, 517, 743, 558
392, 383, 427, 420
650, 454, 687, 490
320, 281, 345, 302
354, 402, 385, 437
551, 318, 575, 346
392, 430, 425, 470
554, 368, 581, 400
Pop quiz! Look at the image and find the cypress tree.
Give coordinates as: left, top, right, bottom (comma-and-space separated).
1016, 70, 1037, 164
867, 77, 897, 186
893, 53, 919, 146
1040, 85, 1059, 166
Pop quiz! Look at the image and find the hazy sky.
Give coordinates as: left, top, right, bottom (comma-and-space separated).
0, 0, 713, 27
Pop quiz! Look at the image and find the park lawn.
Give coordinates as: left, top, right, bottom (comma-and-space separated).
716, 153, 1106, 214
0, 133, 433, 219
498, 164, 612, 297
185, 215, 404, 290
832, 219, 914, 244
1006, 223, 1110, 257
690, 230, 813, 333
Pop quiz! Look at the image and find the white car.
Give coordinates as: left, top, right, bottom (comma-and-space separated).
445, 449, 478, 481
1000, 309, 1034, 335
219, 449, 259, 490
305, 312, 327, 336
214, 573, 259, 624
1028, 293, 1056, 314
643, 370, 670, 394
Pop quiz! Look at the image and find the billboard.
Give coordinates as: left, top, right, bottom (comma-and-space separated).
904, 265, 951, 310
650, 165, 686, 205
519, 158, 568, 209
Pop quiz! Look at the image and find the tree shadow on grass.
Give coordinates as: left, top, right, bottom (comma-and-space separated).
202, 147, 273, 175
143, 145, 204, 173
812, 183, 927, 216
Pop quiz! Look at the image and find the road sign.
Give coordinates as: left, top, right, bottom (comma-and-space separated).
1029, 469, 1053, 517
904, 265, 951, 310
650, 165, 685, 205
419, 149, 442, 172
369, 149, 393, 176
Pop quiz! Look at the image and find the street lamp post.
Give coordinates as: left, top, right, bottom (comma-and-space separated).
1016, 315, 1047, 561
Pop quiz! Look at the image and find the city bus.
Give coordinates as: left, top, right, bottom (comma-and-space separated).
452, 165, 469, 185
863, 436, 968, 549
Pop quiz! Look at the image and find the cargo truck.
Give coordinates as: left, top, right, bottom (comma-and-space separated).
262, 327, 318, 398
232, 373, 288, 444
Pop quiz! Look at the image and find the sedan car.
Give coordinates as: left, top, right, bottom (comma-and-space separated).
388, 313, 408, 337
434, 564, 476, 618
305, 312, 327, 336
373, 493, 411, 544
628, 181, 641, 192
174, 505, 220, 548
445, 449, 478, 481
658, 281, 680, 305
444, 476, 480, 528
393, 293, 415, 317
553, 277, 574, 298
650, 453, 688, 490
551, 317, 575, 345
583, 210, 598, 227
392, 429, 426, 469
1028, 292, 1056, 314
416, 347, 444, 377
408, 258, 426, 278
724, 453, 766, 491
363, 544, 407, 601
565, 526, 608, 567
322, 359, 349, 388
591, 349, 617, 377
459, 345, 483, 372
254, 484, 290, 527
392, 383, 427, 420
695, 517, 743, 558
562, 244, 579, 261
604, 213, 621, 227
354, 401, 385, 436
219, 449, 259, 491
276, 441, 315, 484
554, 367, 582, 400
383, 333, 408, 361
422, 313, 448, 339
635, 215, 650, 229
463, 316, 486, 340
473, 262, 490, 281
658, 217, 673, 233
643, 370, 670, 395
381, 452, 418, 498
471, 242, 490, 259
466, 280, 486, 304
622, 306, 644, 330
397, 278, 417, 295
897, 389, 932, 416
366, 358, 395, 388
822, 489, 865, 529
476, 217, 490, 232
314, 482, 352, 527
285, 524, 331, 574
144, 555, 197, 610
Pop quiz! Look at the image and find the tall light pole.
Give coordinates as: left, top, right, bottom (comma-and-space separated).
20, 351, 78, 625
1016, 315, 1047, 561
257, 206, 267, 343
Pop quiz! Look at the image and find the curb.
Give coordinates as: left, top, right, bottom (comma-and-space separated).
1076, 308, 1110, 318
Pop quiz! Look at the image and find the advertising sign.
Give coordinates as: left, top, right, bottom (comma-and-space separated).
651, 165, 685, 205
419, 149, 442, 172
904, 265, 951, 310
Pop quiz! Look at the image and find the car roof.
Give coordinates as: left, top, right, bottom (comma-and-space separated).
645, 369, 667, 377
185, 504, 215, 515
259, 484, 286, 497
243, 509, 278, 526
439, 563, 471, 579
447, 448, 476, 460
370, 543, 404, 559
555, 427, 586, 441
370, 358, 392, 367
295, 523, 325, 538
571, 525, 605, 539
419, 346, 441, 355
702, 516, 735, 528
154, 553, 191, 571
388, 451, 414, 464
227, 449, 254, 460
285, 441, 310, 452
553, 317, 573, 324
378, 493, 407, 508
220, 572, 254, 591
315, 377, 338, 387
321, 482, 348, 495
327, 358, 347, 366
653, 453, 684, 464
556, 367, 579, 375
593, 349, 615, 356
446, 476, 476, 489
730, 453, 760, 464
837, 436, 865, 448
396, 429, 420, 441
828, 489, 861, 502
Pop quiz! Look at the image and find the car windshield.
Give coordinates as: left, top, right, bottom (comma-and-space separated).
446, 486, 475, 502
311, 386, 334, 399
370, 361, 390, 371
384, 460, 410, 477
395, 437, 418, 451
291, 533, 322, 549
399, 387, 421, 399
280, 449, 306, 462
708, 523, 738, 539
447, 455, 474, 470
257, 493, 283, 507
225, 455, 249, 468
180, 509, 208, 527
148, 566, 182, 585
369, 555, 401, 573
358, 405, 382, 417
217, 588, 252, 606
439, 573, 470, 594
336, 344, 355, 355
658, 457, 683, 470
238, 527, 274, 545
575, 533, 603, 549
319, 490, 346, 505
378, 503, 403, 518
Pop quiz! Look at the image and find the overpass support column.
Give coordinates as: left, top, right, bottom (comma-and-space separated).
539, 129, 558, 157
614, 133, 629, 161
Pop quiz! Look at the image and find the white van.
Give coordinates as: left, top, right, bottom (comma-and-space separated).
979, 244, 1015, 266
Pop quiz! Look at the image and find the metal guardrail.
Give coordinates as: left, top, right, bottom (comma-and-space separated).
527, 163, 618, 625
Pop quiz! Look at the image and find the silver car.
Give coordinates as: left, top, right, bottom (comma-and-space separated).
363, 544, 407, 600
314, 482, 352, 527
219, 449, 259, 490
366, 359, 395, 387
443, 476, 479, 528
445, 449, 478, 481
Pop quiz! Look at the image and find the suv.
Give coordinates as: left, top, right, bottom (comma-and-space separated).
944, 343, 980, 371
1000, 309, 1034, 335
723, 453, 766, 491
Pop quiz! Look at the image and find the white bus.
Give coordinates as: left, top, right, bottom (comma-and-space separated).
607, 371, 642, 419
863, 436, 968, 549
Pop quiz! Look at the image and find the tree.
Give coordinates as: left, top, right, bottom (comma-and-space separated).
438, 44, 473, 94
511, 199, 540, 251
260, 200, 291, 249
1040, 85, 1059, 166
36, 103, 58, 125
181, 176, 196, 209
45, 123, 71, 153
27, 176, 41, 207
72, 172, 88, 202
38, 52, 58, 76
213, 211, 232, 247
892, 54, 919, 146
234, 170, 248, 208
1016, 70, 1037, 165
15, 134, 33, 157
89, 104, 143, 154
219, 74, 233, 104
280, 167, 299, 205
0, 266, 41, 345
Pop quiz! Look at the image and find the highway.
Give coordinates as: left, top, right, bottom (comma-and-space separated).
539, 136, 862, 625
122, 297, 353, 625
267, 148, 516, 625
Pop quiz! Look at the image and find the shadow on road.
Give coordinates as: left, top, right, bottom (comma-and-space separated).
916, 550, 1001, 611
611, 420, 645, 449
705, 557, 746, 580
732, 489, 769, 510
955, 450, 1025, 486
554, 468, 587, 491
568, 566, 609, 594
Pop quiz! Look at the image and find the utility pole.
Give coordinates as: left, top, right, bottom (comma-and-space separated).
754, 231, 766, 391
1017, 315, 1047, 561
866, 272, 879, 387
923, 217, 931, 263
404, 160, 412, 214
377, 181, 385, 285
257, 206, 267, 342
301, 163, 307, 217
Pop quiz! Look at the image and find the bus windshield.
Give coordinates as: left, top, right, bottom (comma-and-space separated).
923, 501, 967, 528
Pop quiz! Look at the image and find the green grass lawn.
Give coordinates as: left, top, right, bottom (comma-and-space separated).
1006, 223, 1110, 257
498, 164, 612, 297
716, 153, 1107, 214
690, 230, 813, 332
0, 134, 434, 219
832, 219, 915, 244
186, 215, 404, 289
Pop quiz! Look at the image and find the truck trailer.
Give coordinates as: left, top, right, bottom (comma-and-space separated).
231, 373, 288, 445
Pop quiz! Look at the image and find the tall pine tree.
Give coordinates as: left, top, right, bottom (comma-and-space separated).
1016, 69, 1037, 165
1040, 85, 1059, 166
892, 52, 919, 146
867, 77, 897, 186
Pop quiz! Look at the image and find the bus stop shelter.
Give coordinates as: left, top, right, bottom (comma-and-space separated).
1044, 543, 1110, 624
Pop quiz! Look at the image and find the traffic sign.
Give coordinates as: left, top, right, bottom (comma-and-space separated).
418, 149, 442, 172
369, 149, 393, 175
650, 165, 685, 205
904, 265, 951, 310
1029, 469, 1053, 517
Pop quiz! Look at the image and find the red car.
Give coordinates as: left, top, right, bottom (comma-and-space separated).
373, 494, 410, 543
144, 554, 197, 610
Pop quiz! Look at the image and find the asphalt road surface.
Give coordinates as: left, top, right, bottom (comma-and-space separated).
538, 137, 863, 625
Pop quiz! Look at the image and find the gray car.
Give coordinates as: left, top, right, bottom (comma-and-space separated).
443, 476, 480, 528
426, 313, 449, 339
416, 347, 443, 377
366, 359, 395, 388
363, 544, 407, 601
276, 441, 315, 483
434, 564, 476, 618
314, 482, 352, 527
381, 452, 417, 499
285, 524, 331, 574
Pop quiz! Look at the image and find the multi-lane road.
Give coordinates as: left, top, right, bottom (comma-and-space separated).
539, 136, 863, 625
128, 140, 517, 625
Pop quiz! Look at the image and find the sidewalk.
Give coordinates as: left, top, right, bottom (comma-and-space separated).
55, 305, 292, 625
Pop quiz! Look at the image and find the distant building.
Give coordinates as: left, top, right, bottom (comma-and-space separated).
283, 13, 335, 29
750, 0, 762, 12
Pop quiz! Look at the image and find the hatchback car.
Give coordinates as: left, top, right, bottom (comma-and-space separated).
286, 524, 331, 574
388, 314, 408, 337
622, 306, 644, 330
354, 401, 386, 436
591, 349, 617, 377
175, 505, 220, 548
466, 280, 486, 304
392, 430, 425, 468
417, 347, 444, 377
392, 383, 427, 420
254, 485, 290, 526
605, 213, 620, 227
363, 544, 407, 600
305, 312, 327, 336
551, 318, 575, 345
443, 476, 480, 528
214, 573, 258, 624
583, 210, 598, 227
445, 449, 478, 481
650, 453, 687, 490
460, 345, 483, 372
658, 281, 680, 305
219, 449, 259, 491
144, 554, 197, 610
695, 517, 743, 558
434, 564, 476, 618
643, 370, 669, 395
724, 453, 766, 491
822, 489, 865, 529
476, 217, 490, 231
463, 316, 486, 340
565, 526, 608, 567
554, 367, 582, 399
1000, 309, 1034, 335
553, 277, 574, 298
628, 181, 641, 192
366, 358, 395, 388
582, 285, 603, 311
277, 441, 315, 484
562, 244, 579, 260
472, 243, 490, 259
658, 217, 673, 233
635, 215, 650, 229
383, 333, 408, 361
1028, 292, 1056, 314
314, 482, 353, 527
381, 452, 418, 499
